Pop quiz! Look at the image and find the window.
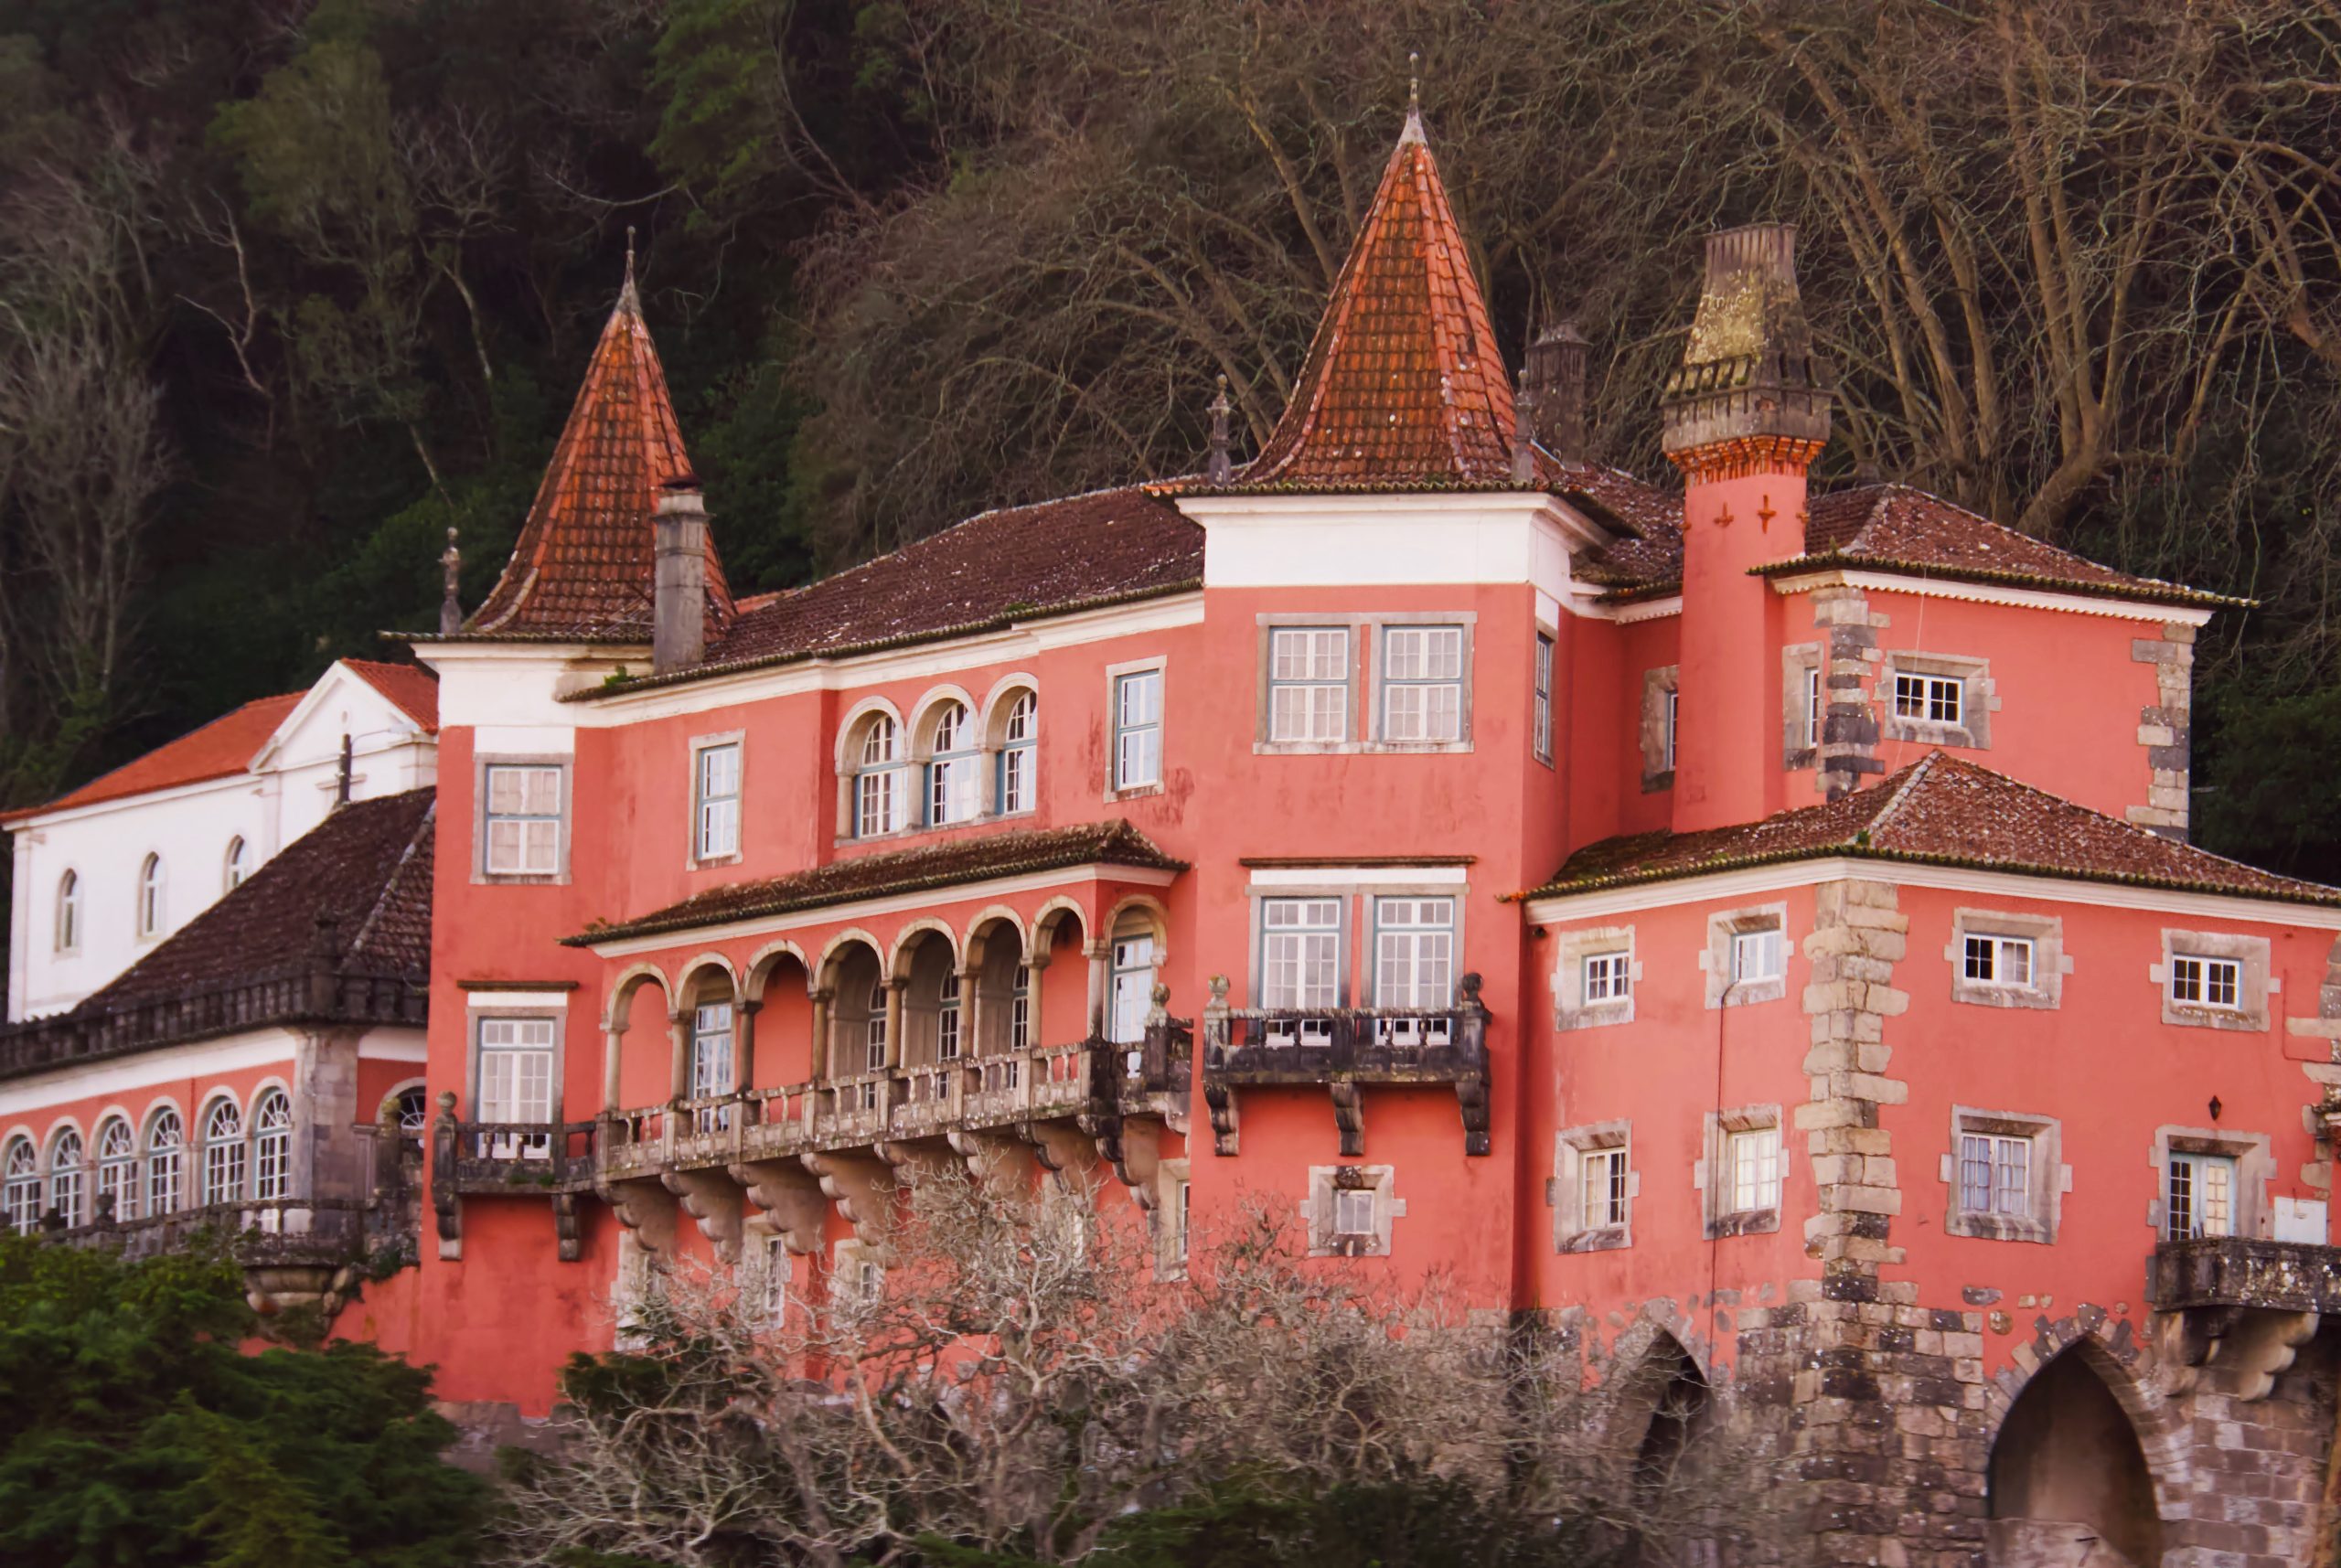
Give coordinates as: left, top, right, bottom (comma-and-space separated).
1175, 1178, 1192, 1264
1894, 672, 1962, 727
855, 979, 888, 1108
2168, 1151, 2237, 1240
999, 692, 1038, 815
1583, 952, 1630, 1005
1805, 666, 1823, 752
1582, 1146, 1629, 1232
694, 741, 742, 860
1010, 965, 1032, 1053
1963, 934, 2035, 988
484, 764, 563, 875
201, 1099, 245, 1206
1113, 669, 1163, 790
54, 870, 79, 953
145, 1110, 183, 1216
394, 1086, 430, 1136
853, 717, 904, 837
96, 1117, 135, 1222
1261, 898, 1342, 1018
761, 1235, 791, 1327
47, 1129, 84, 1229
1532, 632, 1555, 763
1308, 1165, 1402, 1257
1730, 926, 1782, 986
1662, 688, 1678, 772
1374, 898, 1455, 1044
925, 701, 981, 826
3, 1139, 36, 1234
1706, 905, 1790, 1008
251, 1090, 292, 1202
224, 836, 251, 891
1110, 932, 1156, 1047
832, 1241, 884, 1307
1381, 625, 1465, 742
477, 1018, 556, 1157
1332, 1188, 1375, 1237
2171, 955, 2241, 1010
1726, 1125, 1781, 1215
137, 853, 166, 938
936, 973, 963, 1061
1552, 1122, 1633, 1252
1267, 627, 1350, 743
1641, 667, 1680, 791
1958, 1132, 2032, 1220
690, 1003, 734, 1130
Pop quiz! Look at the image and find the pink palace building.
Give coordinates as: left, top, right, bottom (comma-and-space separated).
7, 106, 2341, 1568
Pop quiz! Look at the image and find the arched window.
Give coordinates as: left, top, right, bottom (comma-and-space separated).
137, 854, 166, 938
3, 1137, 38, 1234
853, 716, 903, 837
393, 1086, 429, 1137
145, 1109, 184, 1215
251, 1090, 292, 1202
201, 1099, 245, 1205
54, 870, 80, 953
95, 1117, 135, 1222
936, 972, 963, 1061
223, 837, 250, 891
47, 1127, 84, 1230
999, 692, 1038, 815
925, 701, 979, 827
690, 999, 734, 1132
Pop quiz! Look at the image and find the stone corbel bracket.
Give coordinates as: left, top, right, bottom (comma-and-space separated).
801, 1149, 894, 1243
728, 1158, 827, 1254
595, 1174, 679, 1256
1019, 1119, 1099, 1189
660, 1165, 745, 1264
2154, 1305, 2319, 1401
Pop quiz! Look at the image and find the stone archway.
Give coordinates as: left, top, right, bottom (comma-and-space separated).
1988, 1347, 2165, 1568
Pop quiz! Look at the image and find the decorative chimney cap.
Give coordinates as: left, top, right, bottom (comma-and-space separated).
660, 470, 701, 493
1661, 221, 1833, 460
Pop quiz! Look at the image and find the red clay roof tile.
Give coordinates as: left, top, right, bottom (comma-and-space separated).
342, 658, 440, 733
1, 692, 305, 823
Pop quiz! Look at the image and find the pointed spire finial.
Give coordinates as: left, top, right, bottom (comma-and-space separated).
438, 527, 463, 635
1399, 52, 1425, 144
1510, 368, 1536, 485
620, 225, 639, 307
1206, 374, 1234, 485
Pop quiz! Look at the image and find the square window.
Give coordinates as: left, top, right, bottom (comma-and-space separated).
2168, 1151, 2236, 1239
2171, 955, 2241, 1009
1730, 926, 1781, 985
1583, 952, 1630, 1004
694, 741, 742, 860
1726, 1125, 1780, 1214
484, 764, 563, 876
1332, 1188, 1375, 1236
1113, 670, 1163, 790
1267, 627, 1350, 743
1581, 1146, 1628, 1231
1962, 934, 2034, 987
1894, 673, 1962, 725
1381, 625, 1465, 743
1957, 1132, 2033, 1219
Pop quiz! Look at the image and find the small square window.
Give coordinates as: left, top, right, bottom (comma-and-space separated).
1957, 1132, 2032, 1220
1332, 1188, 1376, 1237
484, 764, 564, 876
1730, 927, 1781, 985
1894, 673, 1962, 726
1581, 1147, 1628, 1231
1583, 952, 1630, 1004
2171, 955, 2240, 1010
1962, 933, 2034, 988
1726, 1125, 1781, 1214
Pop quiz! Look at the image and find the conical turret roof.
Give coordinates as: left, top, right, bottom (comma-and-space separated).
469, 273, 732, 639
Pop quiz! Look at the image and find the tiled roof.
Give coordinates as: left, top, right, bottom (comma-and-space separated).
587, 486, 1202, 693
1225, 113, 1518, 490
343, 658, 440, 733
1529, 753, 2337, 906
80, 789, 438, 1009
465, 278, 732, 641
568, 819, 1187, 944
0, 692, 305, 824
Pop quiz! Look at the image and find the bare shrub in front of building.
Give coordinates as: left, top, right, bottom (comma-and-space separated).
489, 1166, 1793, 1566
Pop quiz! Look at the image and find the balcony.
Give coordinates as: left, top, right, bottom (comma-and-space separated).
1201, 974, 1490, 1157
2146, 1236, 2339, 1402
45, 1196, 380, 1316
429, 1107, 598, 1262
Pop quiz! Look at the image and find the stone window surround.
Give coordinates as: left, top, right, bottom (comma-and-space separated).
1550, 1119, 1636, 1253
1879, 649, 1996, 751
1154, 1156, 1192, 1280
1946, 908, 2069, 1009
686, 729, 746, 870
473, 752, 572, 886
1782, 641, 1823, 771
1305, 1163, 1405, 1257
1251, 612, 1477, 755
1695, 1104, 1783, 1239
2146, 1125, 2274, 1238
1103, 654, 1168, 802
1702, 901, 1790, 1009
467, 1005, 568, 1125
829, 1236, 887, 1304
2153, 928, 2275, 1032
1639, 666, 1678, 794
1550, 924, 1639, 1030
1940, 1104, 2070, 1244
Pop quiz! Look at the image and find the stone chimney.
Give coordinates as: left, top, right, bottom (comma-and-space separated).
1660, 224, 1833, 833
1523, 321, 1589, 464
653, 474, 709, 675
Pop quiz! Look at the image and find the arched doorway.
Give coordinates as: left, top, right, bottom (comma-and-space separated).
1988, 1349, 2163, 1567
1609, 1331, 1715, 1564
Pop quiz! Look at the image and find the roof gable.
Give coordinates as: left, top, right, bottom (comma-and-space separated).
254, 659, 440, 773
2, 693, 305, 825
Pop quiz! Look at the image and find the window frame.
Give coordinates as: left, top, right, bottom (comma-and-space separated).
251, 1088, 293, 1203
1264, 624, 1353, 745
223, 836, 251, 893
1700, 1104, 1783, 1238
846, 712, 908, 840
922, 699, 983, 828
144, 1107, 183, 1217
1551, 1119, 1634, 1253
54, 869, 80, 955
200, 1096, 246, 1207
95, 1115, 135, 1223
1641, 667, 1679, 792
996, 689, 1039, 816
476, 755, 571, 883
472, 1012, 563, 1155
689, 734, 744, 867
136, 853, 166, 939
1553, 925, 1637, 1030
1942, 1105, 2066, 1243
1256, 895, 1345, 1017
2149, 1125, 2272, 1242
1252, 613, 1475, 756
1374, 623, 1470, 747
1705, 904, 1790, 1008
1370, 894, 1458, 1013
1878, 651, 1995, 750
1106, 659, 1166, 796
47, 1125, 85, 1230
3, 1137, 37, 1235
1532, 629, 1555, 766
2157, 929, 2272, 1031
1948, 910, 2065, 1009
1305, 1163, 1404, 1258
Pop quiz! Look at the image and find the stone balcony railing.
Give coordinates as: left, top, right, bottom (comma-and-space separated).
39, 1193, 387, 1316
0, 965, 428, 1080
2147, 1236, 2341, 1314
1200, 973, 1491, 1157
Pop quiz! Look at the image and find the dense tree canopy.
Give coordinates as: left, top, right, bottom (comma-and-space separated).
0, 0, 2337, 878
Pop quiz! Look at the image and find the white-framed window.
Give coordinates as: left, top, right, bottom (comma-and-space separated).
690, 1002, 734, 1129
1307, 1165, 1403, 1257
832, 1239, 885, 1307
1957, 1132, 2031, 1221
484, 763, 564, 876
1381, 624, 1465, 743
394, 1085, 429, 1136
1730, 925, 1782, 986
251, 1090, 292, 1202
477, 1018, 557, 1157
54, 870, 79, 953
1894, 672, 1962, 726
1268, 627, 1351, 743
925, 701, 981, 826
1944, 1106, 2064, 1243
3, 1138, 37, 1234
1963, 933, 2035, 989
137, 853, 166, 938
2167, 1150, 2237, 1240
1583, 951, 1630, 1005
1552, 1122, 1635, 1252
1533, 632, 1555, 764
145, 1109, 183, 1216
96, 1117, 135, 1222
1110, 933, 1156, 1047
1010, 964, 1032, 1052
1662, 688, 1678, 771
863, 977, 890, 1077
224, 836, 251, 892
760, 1234, 791, 1327
936, 973, 963, 1061
1113, 669, 1163, 790
1726, 1125, 1781, 1215
999, 691, 1038, 815
1261, 898, 1342, 1016
853, 716, 904, 837
2171, 955, 2241, 1010
201, 1098, 245, 1206
1374, 897, 1454, 1009
47, 1128, 84, 1229
1332, 1187, 1376, 1237
694, 741, 742, 860
1805, 666, 1823, 751
1582, 1145, 1629, 1231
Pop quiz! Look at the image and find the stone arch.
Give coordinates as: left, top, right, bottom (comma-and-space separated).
1101, 892, 1172, 956
820, 932, 891, 1081
832, 696, 906, 773
893, 922, 964, 1072
887, 918, 961, 982
1986, 1333, 2176, 1568
978, 671, 1042, 741
602, 963, 673, 1032
1032, 896, 1086, 955
673, 953, 741, 1008
907, 684, 979, 755
816, 928, 887, 993
963, 905, 1030, 970
745, 941, 817, 1087
743, 940, 813, 1002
